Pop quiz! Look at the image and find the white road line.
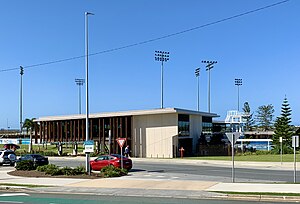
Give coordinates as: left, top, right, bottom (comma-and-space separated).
0, 193, 29, 197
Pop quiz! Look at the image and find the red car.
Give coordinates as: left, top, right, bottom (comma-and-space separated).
90, 154, 132, 171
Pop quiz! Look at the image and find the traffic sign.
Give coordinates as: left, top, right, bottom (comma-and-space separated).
225, 132, 240, 144
116, 138, 126, 148
292, 135, 299, 148
84, 140, 94, 153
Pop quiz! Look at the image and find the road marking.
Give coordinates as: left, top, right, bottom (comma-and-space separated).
0, 193, 29, 197
0, 201, 23, 203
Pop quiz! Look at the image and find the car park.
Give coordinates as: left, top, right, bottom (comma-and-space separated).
0, 149, 17, 166
90, 154, 132, 171
16, 154, 49, 166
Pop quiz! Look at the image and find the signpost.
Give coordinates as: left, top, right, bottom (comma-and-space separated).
292, 135, 299, 183
225, 132, 240, 183
279, 137, 283, 165
116, 138, 126, 169
108, 130, 111, 154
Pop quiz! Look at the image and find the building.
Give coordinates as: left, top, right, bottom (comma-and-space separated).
33, 108, 218, 158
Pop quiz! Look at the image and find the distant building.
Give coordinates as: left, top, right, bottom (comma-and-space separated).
34, 108, 218, 158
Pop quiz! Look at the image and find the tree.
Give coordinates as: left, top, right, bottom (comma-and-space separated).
242, 102, 255, 131
273, 97, 293, 152
23, 118, 35, 153
255, 104, 274, 131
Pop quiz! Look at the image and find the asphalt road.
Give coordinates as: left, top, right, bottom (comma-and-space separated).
0, 192, 289, 204
49, 158, 299, 183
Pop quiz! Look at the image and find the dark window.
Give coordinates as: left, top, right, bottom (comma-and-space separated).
202, 116, 212, 123
178, 114, 190, 136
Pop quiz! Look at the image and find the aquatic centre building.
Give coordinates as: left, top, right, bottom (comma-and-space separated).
34, 108, 219, 158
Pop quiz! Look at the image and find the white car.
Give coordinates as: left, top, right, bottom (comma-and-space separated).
0, 150, 17, 166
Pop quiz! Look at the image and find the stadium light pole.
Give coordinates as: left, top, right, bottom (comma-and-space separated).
195, 68, 200, 111
75, 79, 85, 114
201, 60, 217, 113
85, 11, 94, 175
235, 78, 242, 111
20, 66, 24, 134
155, 51, 169, 109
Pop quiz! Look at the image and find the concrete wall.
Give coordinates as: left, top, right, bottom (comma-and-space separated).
132, 113, 178, 158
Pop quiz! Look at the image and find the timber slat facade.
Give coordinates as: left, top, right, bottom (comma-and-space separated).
34, 116, 132, 154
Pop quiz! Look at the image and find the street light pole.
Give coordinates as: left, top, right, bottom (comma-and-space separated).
85, 11, 94, 174
201, 61, 217, 113
195, 68, 200, 111
20, 66, 24, 134
75, 79, 85, 114
235, 78, 242, 111
155, 51, 169, 109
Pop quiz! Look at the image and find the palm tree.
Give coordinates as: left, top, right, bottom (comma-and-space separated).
23, 118, 35, 153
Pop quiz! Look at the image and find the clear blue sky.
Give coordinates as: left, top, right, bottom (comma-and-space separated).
0, 0, 299, 129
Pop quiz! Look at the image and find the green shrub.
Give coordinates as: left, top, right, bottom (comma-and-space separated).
36, 165, 48, 172
271, 145, 294, 154
100, 165, 128, 178
37, 164, 86, 176
61, 167, 76, 176
36, 164, 61, 176
255, 150, 271, 155
73, 166, 85, 175
15, 160, 36, 171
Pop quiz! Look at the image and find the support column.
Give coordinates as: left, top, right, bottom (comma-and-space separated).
59, 121, 63, 142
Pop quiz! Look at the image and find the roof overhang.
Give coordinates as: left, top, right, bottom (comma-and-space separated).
34, 108, 219, 122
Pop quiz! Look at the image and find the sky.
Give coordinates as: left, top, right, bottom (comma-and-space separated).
0, 0, 299, 129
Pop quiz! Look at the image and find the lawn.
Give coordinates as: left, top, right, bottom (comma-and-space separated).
15, 144, 85, 156
186, 153, 300, 162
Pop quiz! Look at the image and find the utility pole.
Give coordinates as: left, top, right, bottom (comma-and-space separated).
85, 11, 94, 175
20, 66, 24, 134
201, 61, 217, 113
195, 68, 200, 111
235, 78, 242, 111
155, 50, 170, 109
75, 79, 85, 114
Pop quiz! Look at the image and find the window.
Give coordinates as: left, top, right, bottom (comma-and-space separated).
178, 114, 190, 136
202, 116, 213, 134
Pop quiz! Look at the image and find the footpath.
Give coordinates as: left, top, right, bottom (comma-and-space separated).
0, 157, 299, 202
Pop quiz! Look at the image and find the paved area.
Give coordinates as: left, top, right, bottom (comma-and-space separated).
0, 158, 299, 201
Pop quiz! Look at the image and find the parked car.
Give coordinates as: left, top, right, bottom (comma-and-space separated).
90, 154, 132, 171
17, 154, 49, 166
0, 149, 17, 166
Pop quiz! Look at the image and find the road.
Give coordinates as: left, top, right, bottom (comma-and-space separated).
0, 192, 289, 204
49, 158, 299, 183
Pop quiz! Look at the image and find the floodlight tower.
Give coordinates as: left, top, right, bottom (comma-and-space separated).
201, 60, 217, 113
155, 50, 170, 109
235, 78, 242, 111
195, 68, 200, 111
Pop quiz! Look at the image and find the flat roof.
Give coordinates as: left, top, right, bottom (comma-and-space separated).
34, 108, 219, 122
